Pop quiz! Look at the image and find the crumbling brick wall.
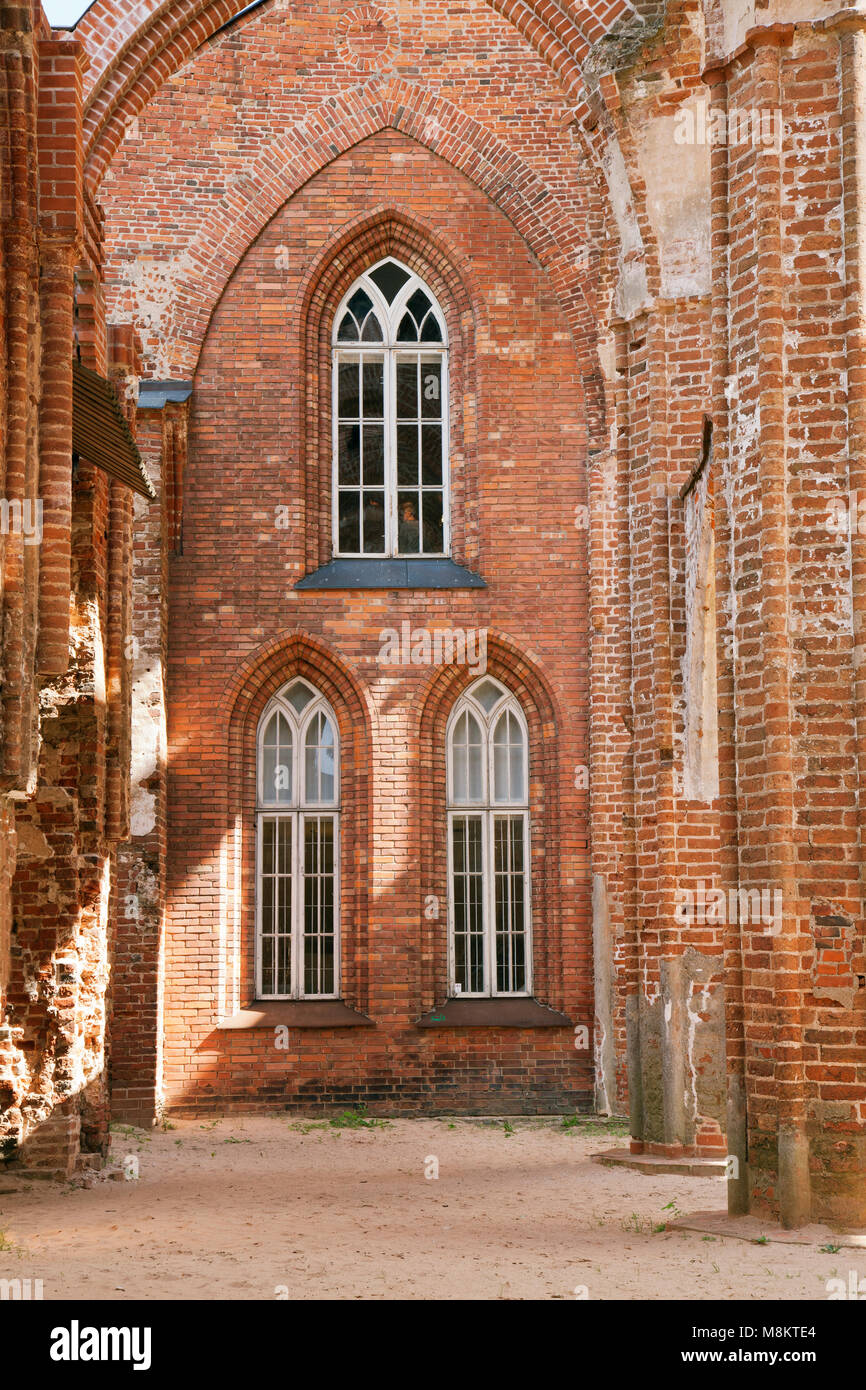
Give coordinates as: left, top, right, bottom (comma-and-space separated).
1, 0, 864, 1224
0, 1, 140, 1178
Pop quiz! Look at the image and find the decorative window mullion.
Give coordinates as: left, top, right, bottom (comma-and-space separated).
483, 808, 494, 998
292, 808, 301, 1000
386, 350, 396, 556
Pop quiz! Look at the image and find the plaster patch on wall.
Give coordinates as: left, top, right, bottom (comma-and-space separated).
592, 872, 617, 1113
680, 453, 719, 801
129, 662, 164, 838
601, 133, 651, 321
114, 253, 199, 377
636, 101, 711, 300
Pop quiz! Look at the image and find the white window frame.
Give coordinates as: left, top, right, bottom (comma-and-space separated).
331, 260, 450, 558
445, 677, 532, 998
255, 678, 341, 1000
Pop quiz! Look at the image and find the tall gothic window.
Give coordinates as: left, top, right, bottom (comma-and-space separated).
256, 679, 339, 999
446, 677, 531, 996
332, 259, 449, 557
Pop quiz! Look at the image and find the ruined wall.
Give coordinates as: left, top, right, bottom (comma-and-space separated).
0, 1, 141, 1177
3, 0, 861, 1219
706, 15, 866, 1226
111, 407, 169, 1126
585, 2, 727, 1157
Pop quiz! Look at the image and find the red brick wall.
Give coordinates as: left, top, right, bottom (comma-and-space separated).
708, 24, 866, 1225
155, 130, 593, 1114
0, 5, 143, 1177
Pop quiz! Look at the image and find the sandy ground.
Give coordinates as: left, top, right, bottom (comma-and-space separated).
0, 1114, 855, 1300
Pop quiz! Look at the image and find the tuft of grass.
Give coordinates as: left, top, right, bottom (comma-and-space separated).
287, 1120, 329, 1135
820, 1243, 840, 1254
0, 1230, 23, 1257
328, 1104, 392, 1131
753, 1236, 769, 1246
560, 1114, 630, 1136
503, 1119, 515, 1137
622, 1211, 652, 1234
109, 1124, 150, 1142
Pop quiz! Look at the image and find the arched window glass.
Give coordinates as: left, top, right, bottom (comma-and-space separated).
332, 259, 449, 558
256, 679, 340, 999
446, 678, 530, 997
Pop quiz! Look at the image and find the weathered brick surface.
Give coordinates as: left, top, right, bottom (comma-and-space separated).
148, 132, 593, 1114
0, 0, 140, 1176
1, 0, 864, 1225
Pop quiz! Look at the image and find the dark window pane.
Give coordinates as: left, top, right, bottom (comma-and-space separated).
361, 312, 383, 342
397, 312, 419, 343
452, 823, 465, 874
320, 936, 334, 995
304, 817, 318, 874
397, 492, 421, 553
421, 424, 442, 485
320, 818, 334, 871
363, 424, 384, 486
277, 926, 291, 995
338, 360, 359, 417
338, 423, 361, 485
406, 288, 432, 321
420, 362, 441, 417
362, 360, 384, 417
262, 819, 274, 875
337, 312, 358, 342
422, 491, 444, 553
396, 360, 418, 418
419, 311, 442, 342
397, 424, 418, 485
261, 935, 273, 996
338, 492, 360, 552
494, 816, 526, 994
369, 260, 410, 302
362, 491, 386, 552
347, 288, 373, 320
452, 817, 484, 994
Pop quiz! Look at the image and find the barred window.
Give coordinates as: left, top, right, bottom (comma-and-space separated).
256, 679, 339, 999
446, 677, 531, 996
333, 259, 449, 557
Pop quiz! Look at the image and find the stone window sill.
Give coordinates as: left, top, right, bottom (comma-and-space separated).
295, 558, 485, 590
217, 1001, 374, 1029
415, 998, 571, 1028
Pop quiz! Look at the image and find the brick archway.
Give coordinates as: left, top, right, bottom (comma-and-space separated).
77, 0, 636, 192
113, 81, 607, 442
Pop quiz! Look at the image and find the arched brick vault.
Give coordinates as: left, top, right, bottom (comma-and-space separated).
76, 0, 639, 189
105, 79, 607, 442
218, 631, 376, 1013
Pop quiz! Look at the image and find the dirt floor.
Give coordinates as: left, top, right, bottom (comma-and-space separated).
0, 1114, 857, 1300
